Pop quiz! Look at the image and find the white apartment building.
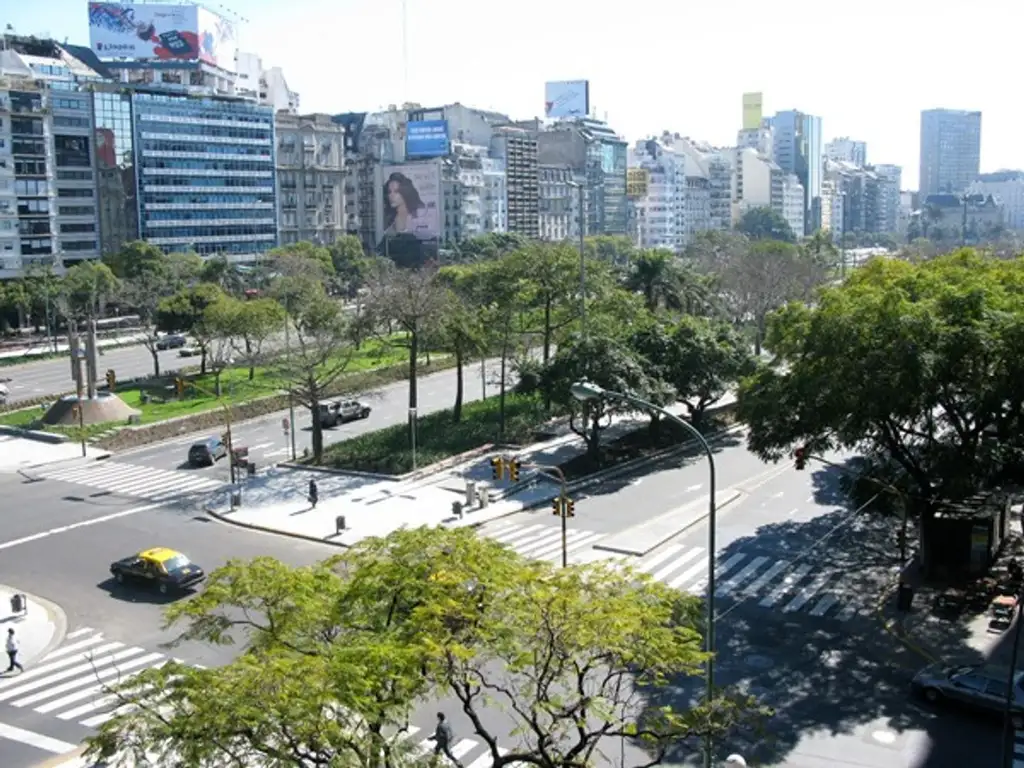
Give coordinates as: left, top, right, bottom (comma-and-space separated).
481, 157, 507, 234
969, 171, 1024, 231
659, 134, 732, 233
629, 139, 688, 252
538, 163, 582, 242
235, 52, 300, 113
737, 126, 773, 159
731, 147, 783, 224
275, 113, 345, 246
820, 179, 844, 236
873, 164, 902, 234
825, 137, 867, 167
781, 174, 806, 237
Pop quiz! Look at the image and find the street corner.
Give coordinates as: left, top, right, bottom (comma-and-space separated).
0, 584, 67, 668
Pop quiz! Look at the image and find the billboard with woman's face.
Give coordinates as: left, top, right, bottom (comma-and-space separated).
376, 162, 441, 267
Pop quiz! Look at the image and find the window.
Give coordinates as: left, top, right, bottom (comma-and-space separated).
63, 240, 97, 252
14, 159, 47, 176
61, 222, 96, 234
53, 116, 90, 128
55, 135, 92, 168
57, 170, 92, 181
10, 117, 44, 136
12, 137, 46, 156
14, 179, 48, 197
58, 188, 93, 198
59, 205, 95, 216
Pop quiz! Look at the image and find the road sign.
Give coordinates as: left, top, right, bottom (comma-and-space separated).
282, 417, 290, 434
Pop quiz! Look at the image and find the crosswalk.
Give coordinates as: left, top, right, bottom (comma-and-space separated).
480, 522, 867, 622
0, 627, 195, 729
31, 460, 225, 501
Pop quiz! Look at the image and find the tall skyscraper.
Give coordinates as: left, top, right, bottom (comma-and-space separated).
918, 109, 982, 197
825, 138, 867, 167
771, 110, 823, 235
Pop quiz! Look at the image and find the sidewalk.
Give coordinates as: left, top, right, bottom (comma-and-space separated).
205, 401, 706, 546
0, 434, 110, 473
0, 332, 147, 362
0, 585, 65, 672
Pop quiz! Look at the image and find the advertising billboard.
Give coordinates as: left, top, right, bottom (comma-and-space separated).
742, 92, 763, 131
376, 162, 441, 268
405, 120, 449, 159
545, 80, 590, 119
88, 2, 235, 68
626, 168, 650, 199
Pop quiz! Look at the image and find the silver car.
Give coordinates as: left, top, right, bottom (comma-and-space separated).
912, 662, 1024, 727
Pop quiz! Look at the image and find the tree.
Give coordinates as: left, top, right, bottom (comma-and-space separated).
737, 251, 1024, 521
270, 288, 356, 461
436, 267, 487, 422
156, 283, 225, 375
59, 262, 120, 322
624, 249, 713, 314
85, 527, 761, 768
507, 243, 582, 367
102, 240, 167, 280
736, 206, 797, 243
585, 235, 636, 268
268, 241, 336, 280
329, 235, 371, 297
457, 232, 530, 261
364, 263, 446, 424
233, 297, 286, 380
541, 333, 669, 465
633, 317, 758, 427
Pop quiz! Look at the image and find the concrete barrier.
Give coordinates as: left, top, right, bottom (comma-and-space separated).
0, 425, 68, 444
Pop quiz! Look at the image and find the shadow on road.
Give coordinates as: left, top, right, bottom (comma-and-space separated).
96, 577, 192, 606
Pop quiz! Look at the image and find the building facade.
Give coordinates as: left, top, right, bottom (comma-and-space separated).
872, 164, 902, 234
490, 126, 539, 238
731, 147, 783, 224
275, 113, 345, 247
968, 170, 1024, 231
781, 174, 806, 237
771, 110, 823, 234
538, 163, 580, 242
1, 38, 104, 278
825, 137, 867, 167
918, 108, 982, 197
126, 89, 278, 261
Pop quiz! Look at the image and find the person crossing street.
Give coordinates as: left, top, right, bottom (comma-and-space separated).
308, 478, 319, 509
427, 712, 464, 767
5, 628, 24, 674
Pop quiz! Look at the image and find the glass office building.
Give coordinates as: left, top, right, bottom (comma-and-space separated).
93, 86, 278, 259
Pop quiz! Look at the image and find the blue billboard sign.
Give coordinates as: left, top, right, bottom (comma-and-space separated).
406, 120, 449, 159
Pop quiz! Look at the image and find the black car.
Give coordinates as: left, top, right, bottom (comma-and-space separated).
188, 437, 226, 467
110, 548, 205, 595
156, 334, 187, 350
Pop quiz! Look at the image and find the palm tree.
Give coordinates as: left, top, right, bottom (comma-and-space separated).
625, 249, 683, 311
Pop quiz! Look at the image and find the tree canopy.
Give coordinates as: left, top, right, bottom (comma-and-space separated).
86, 528, 762, 768
737, 250, 1024, 514
736, 207, 797, 243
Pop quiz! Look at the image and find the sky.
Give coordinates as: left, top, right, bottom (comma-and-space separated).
9, 0, 1022, 190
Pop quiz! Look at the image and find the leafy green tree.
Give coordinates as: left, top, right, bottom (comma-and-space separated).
506, 243, 581, 366
199, 254, 249, 295
85, 527, 761, 768
624, 249, 714, 314
268, 241, 336, 280
269, 287, 354, 460
329, 234, 371, 297
737, 251, 1024, 520
436, 266, 487, 422
585, 234, 636, 267
59, 262, 120, 321
541, 333, 670, 464
102, 240, 167, 280
156, 283, 225, 374
457, 232, 530, 261
736, 206, 797, 243
633, 316, 757, 426
233, 297, 286, 380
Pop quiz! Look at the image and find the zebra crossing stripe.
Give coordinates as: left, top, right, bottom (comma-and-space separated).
0, 641, 126, 693
759, 564, 813, 608
523, 532, 605, 561
0, 647, 150, 702
782, 573, 833, 613
37, 461, 223, 497
740, 561, 789, 597
636, 544, 687, 574
466, 747, 510, 768
689, 553, 746, 595
651, 546, 704, 581
717, 556, 769, 596
19, 653, 165, 711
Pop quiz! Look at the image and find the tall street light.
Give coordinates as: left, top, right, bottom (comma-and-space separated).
569, 380, 719, 768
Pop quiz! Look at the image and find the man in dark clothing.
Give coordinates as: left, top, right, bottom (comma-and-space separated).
308, 478, 319, 509
428, 712, 463, 767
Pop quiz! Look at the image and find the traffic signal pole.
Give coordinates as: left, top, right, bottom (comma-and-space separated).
492, 456, 572, 567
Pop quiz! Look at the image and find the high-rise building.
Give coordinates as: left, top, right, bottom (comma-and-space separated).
629, 139, 688, 251
1, 37, 105, 278
781, 174, 806, 237
234, 52, 300, 114
275, 113, 345, 247
742, 93, 763, 131
731, 147, 784, 225
824, 159, 901, 235
490, 126, 539, 238
918, 108, 982, 196
968, 170, 1024, 231
825, 137, 867, 167
872, 164, 902, 234
538, 117, 628, 236
538, 164, 582, 242
771, 110, 823, 235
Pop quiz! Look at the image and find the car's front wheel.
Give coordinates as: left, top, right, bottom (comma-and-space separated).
114, 571, 124, 584
921, 687, 941, 704
158, 583, 169, 595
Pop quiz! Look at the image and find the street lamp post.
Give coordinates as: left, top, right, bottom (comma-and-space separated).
570, 381, 719, 768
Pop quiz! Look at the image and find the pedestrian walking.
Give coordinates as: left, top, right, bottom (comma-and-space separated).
427, 712, 463, 768
308, 478, 319, 509
5, 628, 24, 674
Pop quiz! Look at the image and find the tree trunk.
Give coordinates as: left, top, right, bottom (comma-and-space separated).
311, 398, 325, 461
453, 347, 464, 423
587, 409, 601, 465
200, 346, 208, 375
408, 327, 418, 412
214, 370, 222, 397
151, 347, 160, 378
498, 341, 507, 438
542, 299, 552, 411
245, 338, 255, 380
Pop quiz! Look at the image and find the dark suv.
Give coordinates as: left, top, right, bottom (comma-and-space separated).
156, 334, 187, 350
188, 437, 226, 467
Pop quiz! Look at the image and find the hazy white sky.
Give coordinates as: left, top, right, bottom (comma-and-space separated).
11, 0, 1022, 188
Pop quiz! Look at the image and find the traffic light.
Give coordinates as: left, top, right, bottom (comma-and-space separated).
508, 459, 521, 482
105, 369, 116, 391
552, 497, 563, 517
794, 447, 807, 471
490, 456, 505, 480
565, 499, 575, 518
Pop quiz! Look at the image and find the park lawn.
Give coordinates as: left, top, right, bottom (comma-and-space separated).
314, 393, 552, 475
0, 405, 116, 439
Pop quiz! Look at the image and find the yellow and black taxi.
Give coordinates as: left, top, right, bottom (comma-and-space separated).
109, 547, 206, 595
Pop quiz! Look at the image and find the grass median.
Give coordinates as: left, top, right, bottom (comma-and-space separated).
313, 393, 551, 475
0, 338, 442, 435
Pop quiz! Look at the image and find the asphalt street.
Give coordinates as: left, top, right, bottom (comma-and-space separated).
116, 358, 506, 474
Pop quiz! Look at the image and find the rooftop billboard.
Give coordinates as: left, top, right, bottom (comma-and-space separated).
405, 120, 449, 159
88, 2, 236, 70
545, 80, 590, 119
376, 162, 441, 268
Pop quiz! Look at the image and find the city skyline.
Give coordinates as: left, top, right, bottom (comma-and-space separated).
5, 0, 1018, 190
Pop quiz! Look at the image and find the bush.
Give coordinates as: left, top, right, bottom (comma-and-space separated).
315, 394, 550, 475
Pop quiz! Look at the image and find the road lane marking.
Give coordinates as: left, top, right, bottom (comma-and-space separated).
0, 503, 164, 551
249, 442, 274, 450
759, 564, 813, 608
652, 547, 705, 582
636, 544, 687, 574
0, 720, 77, 754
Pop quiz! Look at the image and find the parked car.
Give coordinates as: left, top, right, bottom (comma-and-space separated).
155, 334, 187, 350
188, 436, 227, 467
318, 399, 372, 428
110, 547, 205, 595
178, 346, 201, 357
912, 662, 1024, 727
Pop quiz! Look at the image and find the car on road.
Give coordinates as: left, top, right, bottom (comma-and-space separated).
188, 436, 227, 466
178, 345, 201, 357
318, 399, 372, 428
155, 334, 188, 350
109, 547, 205, 595
912, 662, 1024, 727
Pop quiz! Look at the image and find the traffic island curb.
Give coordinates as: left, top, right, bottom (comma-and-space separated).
203, 505, 350, 549
1, 585, 68, 666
